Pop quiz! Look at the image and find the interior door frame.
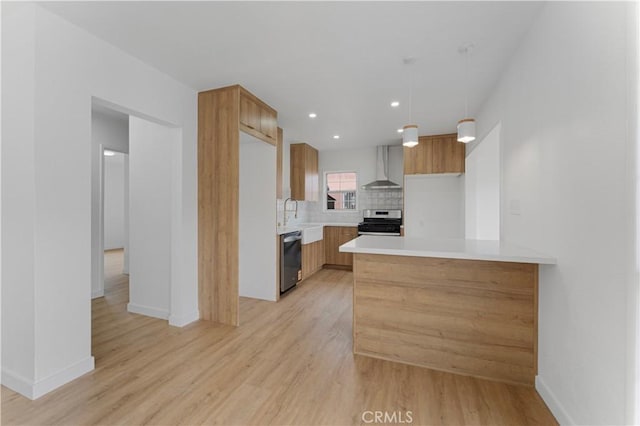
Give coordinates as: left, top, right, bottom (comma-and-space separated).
90, 97, 185, 326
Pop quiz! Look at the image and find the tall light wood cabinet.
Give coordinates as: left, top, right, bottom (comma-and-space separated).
404, 133, 465, 175
198, 84, 277, 326
290, 143, 319, 201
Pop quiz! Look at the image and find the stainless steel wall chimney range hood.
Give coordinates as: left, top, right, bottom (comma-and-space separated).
362, 146, 402, 190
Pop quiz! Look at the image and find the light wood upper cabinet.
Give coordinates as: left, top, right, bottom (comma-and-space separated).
404, 133, 465, 175
260, 107, 277, 140
290, 143, 319, 201
324, 226, 358, 267
239, 88, 277, 145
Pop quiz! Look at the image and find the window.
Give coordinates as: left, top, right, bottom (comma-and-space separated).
325, 171, 357, 211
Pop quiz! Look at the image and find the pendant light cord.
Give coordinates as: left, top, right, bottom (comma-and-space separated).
403, 57, 416, 125
409, 70, 413, 124
463, 44, 473, 119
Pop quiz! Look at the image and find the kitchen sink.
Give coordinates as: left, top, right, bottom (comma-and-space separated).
301, 225, 323, 244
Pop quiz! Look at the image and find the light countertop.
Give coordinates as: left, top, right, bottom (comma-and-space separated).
339, 236, 556, 265
277, 222, 359, 235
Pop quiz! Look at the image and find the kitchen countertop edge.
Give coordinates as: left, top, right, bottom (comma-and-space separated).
339, 236, 556, 265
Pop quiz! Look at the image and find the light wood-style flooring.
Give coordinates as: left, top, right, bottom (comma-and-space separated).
2, 249, 557, 425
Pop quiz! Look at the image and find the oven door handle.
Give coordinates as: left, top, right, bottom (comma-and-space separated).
357, 232, 401, 236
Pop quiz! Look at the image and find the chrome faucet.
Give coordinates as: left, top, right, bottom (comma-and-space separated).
283, 198, 298, 226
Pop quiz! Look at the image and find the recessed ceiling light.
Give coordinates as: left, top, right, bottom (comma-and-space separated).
390, 101, 400, 108
333, 135, 340, 140
397, 128, 404, 133
104, 150, 116, 156
308, 113, 317, 118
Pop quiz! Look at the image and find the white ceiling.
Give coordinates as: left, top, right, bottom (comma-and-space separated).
40, 1, 543, 151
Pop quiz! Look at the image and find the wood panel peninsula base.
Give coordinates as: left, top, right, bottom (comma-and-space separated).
340, 236, 556, 386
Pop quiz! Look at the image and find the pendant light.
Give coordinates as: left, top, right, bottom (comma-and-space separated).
457, 44, 476, 143
402, 125, 418, 148
402, 57, 419, 148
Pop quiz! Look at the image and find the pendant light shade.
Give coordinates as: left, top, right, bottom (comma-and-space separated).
457, 118, 476, 143
402, 125, 419, 147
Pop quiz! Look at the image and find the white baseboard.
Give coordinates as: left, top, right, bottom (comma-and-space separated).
127, 302, 169, 320
2, 357, 94, 400
32, 357, 95, 399
1, 368, 35, 399
169, 310, 200, 327
536, 375, 575, 425
91, 289, 104, 299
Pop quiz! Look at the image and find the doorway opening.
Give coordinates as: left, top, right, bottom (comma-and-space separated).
102, 148, 129, 304
90, 98, 183, 366
91, 103, 130, 301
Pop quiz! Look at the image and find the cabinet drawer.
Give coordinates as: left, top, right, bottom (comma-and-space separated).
341, 228, 358, 238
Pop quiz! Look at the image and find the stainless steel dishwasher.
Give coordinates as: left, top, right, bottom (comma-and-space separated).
280, 230, 302, 294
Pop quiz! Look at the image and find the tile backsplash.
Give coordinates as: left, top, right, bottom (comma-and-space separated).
277, 198, 309, 226
359, 188, 403, 210
278, 188, 403, 224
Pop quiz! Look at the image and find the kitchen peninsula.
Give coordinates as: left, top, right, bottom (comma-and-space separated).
340, 236, 556, 386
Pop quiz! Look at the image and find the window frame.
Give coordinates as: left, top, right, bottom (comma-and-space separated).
323, 170, 359, 213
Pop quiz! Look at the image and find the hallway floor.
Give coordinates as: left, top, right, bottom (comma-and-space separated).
1, 250, 557, 425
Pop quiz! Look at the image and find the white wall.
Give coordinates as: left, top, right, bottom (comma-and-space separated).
304, 145, 404, 223
103, 153, 126, 250
239, 133, 277, 301
1, 4, 37, 395
127, 117, 176, 319
474, 3, 636, 424
465, 123, 500, 240
123, 155, 130, 275
404, 175, 464, 239
1, 4, 198, 399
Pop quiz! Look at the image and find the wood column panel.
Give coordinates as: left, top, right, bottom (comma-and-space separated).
276, 127, 283, 199
198, 87, 240, 326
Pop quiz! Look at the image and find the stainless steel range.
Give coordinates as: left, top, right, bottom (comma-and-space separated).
357, 209, 402, 236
